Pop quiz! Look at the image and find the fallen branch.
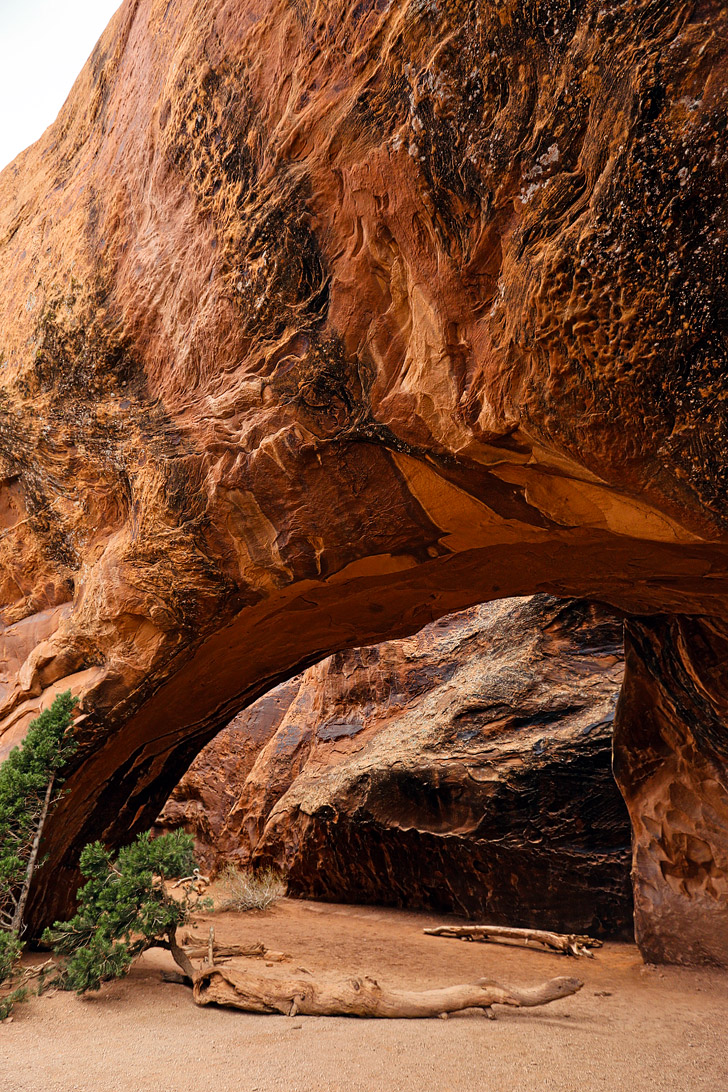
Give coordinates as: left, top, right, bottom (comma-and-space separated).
0, 957, 56, 1017
423, 925, 602, 958
171, 869, 210, 893
193, 965, 583, 1019
0, 958, 55, 996
181, 932, 289, 963
15, 959, 55, 986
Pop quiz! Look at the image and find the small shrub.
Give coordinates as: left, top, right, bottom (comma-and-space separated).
0, 690, 78, 1017
44, 829, 210, 993
0, 931, 26, 1020
0, 691, 78, 935
219, 866, 286, 912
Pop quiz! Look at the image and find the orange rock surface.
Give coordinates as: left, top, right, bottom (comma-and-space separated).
159, 596, 633, 936
0, 0, 726, 957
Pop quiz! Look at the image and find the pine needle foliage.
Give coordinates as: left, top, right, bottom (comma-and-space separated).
44, 830, 208, 993
0, 690, 78, 935
0, 931, 26, 1019
0, 691, 78, 1017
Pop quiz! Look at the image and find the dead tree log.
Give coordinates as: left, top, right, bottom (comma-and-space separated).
180, 932, 289, 962
423, 925, 602, 957
171, 870, 210, 894
192, 965, 583, 1018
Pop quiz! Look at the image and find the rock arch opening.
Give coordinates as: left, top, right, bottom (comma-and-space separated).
158, 596, 635, 939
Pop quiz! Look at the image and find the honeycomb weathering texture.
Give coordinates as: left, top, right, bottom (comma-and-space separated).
0, 0, 725, 957
159, 596, 633, 937
614, 615, 728, 965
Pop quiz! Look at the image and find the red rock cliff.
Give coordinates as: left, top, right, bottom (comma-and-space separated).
0, 0, 725, 959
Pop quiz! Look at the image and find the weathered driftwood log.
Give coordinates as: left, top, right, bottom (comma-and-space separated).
424, 925, 602, 958
181, 931, 289, 963
171, 870, 210, 894
192, 965, 583, 1019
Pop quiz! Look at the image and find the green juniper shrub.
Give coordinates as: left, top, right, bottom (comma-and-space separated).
0, 930, 26, 1020
44, 829, 211, 993
0, 690, 78, 934
0, 690, 78, 1017
0, 930, 23, 982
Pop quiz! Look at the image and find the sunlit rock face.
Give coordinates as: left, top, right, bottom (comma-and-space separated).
160, 596, 633, 936
0, 0, 726, 956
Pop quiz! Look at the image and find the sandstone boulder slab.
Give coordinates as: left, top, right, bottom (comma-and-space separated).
161, 596, 632, 936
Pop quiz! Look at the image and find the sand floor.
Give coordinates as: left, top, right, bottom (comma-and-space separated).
2, 897, 727, 1092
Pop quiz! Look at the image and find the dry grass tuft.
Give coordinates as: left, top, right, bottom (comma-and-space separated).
219, 865, 286, 912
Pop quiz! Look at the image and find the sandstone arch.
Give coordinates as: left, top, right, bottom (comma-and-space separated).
0, 0, 727, 960
158, 595, 634, 937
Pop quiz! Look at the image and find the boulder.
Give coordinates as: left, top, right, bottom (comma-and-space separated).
161, 596, 633, 936
0, 0, 725, 958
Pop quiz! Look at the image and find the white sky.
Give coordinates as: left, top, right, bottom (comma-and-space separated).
0, 0, 122, 171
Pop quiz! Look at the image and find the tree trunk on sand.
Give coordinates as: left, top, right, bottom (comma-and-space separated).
182, 939, 289, 962
192, 965, 583, 1018
423, 925, 601, 958
166, 930, 196, 981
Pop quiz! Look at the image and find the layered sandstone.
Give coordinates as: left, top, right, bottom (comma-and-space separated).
0, 0, 725, 959
161, 596, 632, 935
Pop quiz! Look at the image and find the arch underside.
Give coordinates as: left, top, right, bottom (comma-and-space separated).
0, 0, 725, 961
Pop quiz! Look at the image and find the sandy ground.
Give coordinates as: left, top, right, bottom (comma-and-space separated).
1, 896, 727, 1092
